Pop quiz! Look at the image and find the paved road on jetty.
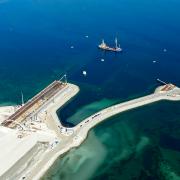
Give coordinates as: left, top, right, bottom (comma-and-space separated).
74, 88, 180, 135
28, 85, 180, 180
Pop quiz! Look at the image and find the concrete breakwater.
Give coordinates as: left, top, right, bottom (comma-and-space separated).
33, 85, 180, 180
2, 81, 179, 180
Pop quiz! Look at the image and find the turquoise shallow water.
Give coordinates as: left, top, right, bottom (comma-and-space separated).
43, 101, 180, 180
0, 0, 180, 179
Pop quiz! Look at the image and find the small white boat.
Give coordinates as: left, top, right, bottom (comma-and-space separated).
82, 71, 87, 76
163, 48, 167, 52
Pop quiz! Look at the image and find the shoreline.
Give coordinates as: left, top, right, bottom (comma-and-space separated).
25, 83, 81, 180
33, 85, 180, 180
0, 82, 80, 180
0, 83, 180, 180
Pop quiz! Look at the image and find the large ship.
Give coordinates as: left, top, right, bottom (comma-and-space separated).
98, 38, 122, 52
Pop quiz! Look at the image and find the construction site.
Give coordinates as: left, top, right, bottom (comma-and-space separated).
2, 80, 66, 128
0, 76, 80, 180
0, 78, 180, 180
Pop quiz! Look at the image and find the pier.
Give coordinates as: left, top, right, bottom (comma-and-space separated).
74, 86, 180, 135
30, 83, 180, 180
0, 81, 180, 180
2, 80, 66, 127
0, 81, 79, 180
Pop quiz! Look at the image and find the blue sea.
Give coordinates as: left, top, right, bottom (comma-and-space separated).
0, 0, 180, 179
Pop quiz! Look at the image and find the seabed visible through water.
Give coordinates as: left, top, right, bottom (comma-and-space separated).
43, 100, 180, 180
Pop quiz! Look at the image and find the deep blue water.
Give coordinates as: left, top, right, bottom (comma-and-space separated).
0, 0, 180, 105
0, 0, 180, 179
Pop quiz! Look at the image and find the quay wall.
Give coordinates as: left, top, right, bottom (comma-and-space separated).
19, 87, 180, 180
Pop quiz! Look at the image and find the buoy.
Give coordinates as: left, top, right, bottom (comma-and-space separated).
82, 71, 87, 76
163, 48, 167, 52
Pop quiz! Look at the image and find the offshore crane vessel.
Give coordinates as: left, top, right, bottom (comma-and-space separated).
98, 38, 122, 52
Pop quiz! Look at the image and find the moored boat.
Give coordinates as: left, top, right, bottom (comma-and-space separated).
98, 38, 122, 52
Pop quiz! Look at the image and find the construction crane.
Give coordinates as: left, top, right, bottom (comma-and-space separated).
157, 79, 167, 85
59, 74, 67, 84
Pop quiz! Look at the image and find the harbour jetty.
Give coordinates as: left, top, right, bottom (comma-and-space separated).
74, 84, 180, 135
0, 79, 180, 180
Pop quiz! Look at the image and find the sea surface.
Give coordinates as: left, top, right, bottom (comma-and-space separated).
0, 0, 180, 179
